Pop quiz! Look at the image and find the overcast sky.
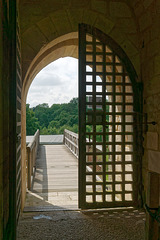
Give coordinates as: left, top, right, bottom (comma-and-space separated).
26, 57, 78, 107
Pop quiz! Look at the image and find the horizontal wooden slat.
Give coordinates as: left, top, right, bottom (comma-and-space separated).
17, 109, 21, 115
17, 82, 21, 93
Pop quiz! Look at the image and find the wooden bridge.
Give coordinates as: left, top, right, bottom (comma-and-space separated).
25, 129, 135, 211
25, 130, 79, 211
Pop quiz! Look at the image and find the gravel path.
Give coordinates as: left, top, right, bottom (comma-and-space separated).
17, 208, 145, 240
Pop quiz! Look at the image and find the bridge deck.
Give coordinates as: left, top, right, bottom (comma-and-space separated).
24, 144, 78, 211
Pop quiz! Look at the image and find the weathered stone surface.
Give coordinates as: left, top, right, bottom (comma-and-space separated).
129, 53, 141, 77
21, 41, 36, 62
147, 132, 159, 150
121, 39, 139, 57
134, 2, 144, 17
37, 17, 58, 42
66, 9, 84, 31
139, 11, 152, 31
50, 10, 72, 36
154, 54, 160, 76
95, 15, 115, 35
82, 9, 98, 27
109, 2, 132, 18
115, 18, 137, 34
22, 25, 48, 52
91, 0, 107, 14
148, 38, 160, 58
148, 150, 160, 173
143, 0, 154, 9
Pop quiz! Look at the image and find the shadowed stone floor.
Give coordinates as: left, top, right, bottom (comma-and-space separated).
17, 208, 145, 240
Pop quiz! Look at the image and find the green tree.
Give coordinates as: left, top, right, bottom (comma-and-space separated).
26, 104, 40, 135
26, 98, 79, 135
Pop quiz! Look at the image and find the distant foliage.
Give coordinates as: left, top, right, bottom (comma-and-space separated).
26, 98, 78, 135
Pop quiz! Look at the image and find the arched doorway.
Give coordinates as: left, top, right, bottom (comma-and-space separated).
20, 25, 142, 211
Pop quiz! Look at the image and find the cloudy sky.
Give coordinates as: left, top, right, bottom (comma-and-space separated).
27, 57, 78, 107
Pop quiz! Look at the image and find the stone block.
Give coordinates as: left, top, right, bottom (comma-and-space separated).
150, 16, 160, 40
149, 76, 160, 95
20, 4, 44, 32
148, 150, 160, 174
143, 73, 160, 97
148, 38, 160, 58
22, 41, 36, 62
50, 10, 72, 36
121, 39, 139, 57
91, 0, 107, 15
153, 93, 160, 111
143, 0, 154, 9
115, 18, 137, 34
139, 11, 152, 31
109, 28, 125, 45
143, 58, 154, 80
67, 9, 83, 31
95, 15, 115, 35
147, 132, 159, 150
129, 53, 140, 77
156, 0, 160, 14
69, 0, 90, 8
109, 2, 132, 18
37, 17, 58, 42
82, 9, 98, 27
154, 54, 160, 76
22, 25, 48, 53
134, 2, 144, 17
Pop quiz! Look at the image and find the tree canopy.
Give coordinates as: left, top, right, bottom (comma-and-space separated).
26, 98, 78, 135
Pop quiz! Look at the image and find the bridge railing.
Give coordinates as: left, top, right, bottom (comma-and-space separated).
26, 129, 40, 190
64, 129, 104, 182
64, 129, 78, 158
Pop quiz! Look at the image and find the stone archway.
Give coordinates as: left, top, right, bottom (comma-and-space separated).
19, 2, 141, 210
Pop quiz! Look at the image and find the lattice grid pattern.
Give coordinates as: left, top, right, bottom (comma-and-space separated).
79, 25, 137, 208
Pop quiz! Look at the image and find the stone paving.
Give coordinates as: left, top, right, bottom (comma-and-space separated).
17, 208, 145, 240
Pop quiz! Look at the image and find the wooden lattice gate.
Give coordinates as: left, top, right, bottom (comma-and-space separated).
79, 24, 142, 209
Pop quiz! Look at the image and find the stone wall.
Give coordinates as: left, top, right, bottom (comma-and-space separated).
19, 0, 141, 82
135, 0, 160, 238
137, 0, 160, 202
